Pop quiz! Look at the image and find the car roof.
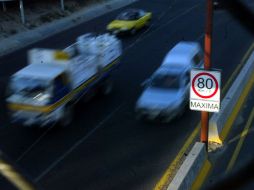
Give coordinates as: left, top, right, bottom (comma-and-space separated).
122, 8, 143, 13
162, 41, 201, 66
154, 65, 189, 76
14, 63, 66, 80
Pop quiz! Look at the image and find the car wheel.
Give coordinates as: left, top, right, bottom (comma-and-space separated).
145, 20, 151, 27
130, 28, 137, 35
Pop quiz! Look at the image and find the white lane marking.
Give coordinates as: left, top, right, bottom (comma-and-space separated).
16, 123, 57, 162
34, 103, 124, 182
150, 3, 200, 35
124, 3, 201, 51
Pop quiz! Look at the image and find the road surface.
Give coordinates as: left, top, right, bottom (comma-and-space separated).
0, 0, 253, 189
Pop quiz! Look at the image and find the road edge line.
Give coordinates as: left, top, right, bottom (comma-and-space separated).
226, 105, 254, 173
191, 158, 212, 190
220, 73, 254, 142
153, 125, 199, 190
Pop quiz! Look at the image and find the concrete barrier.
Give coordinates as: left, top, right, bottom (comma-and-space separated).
209, 51, 254, 144
168, 142, 207, 190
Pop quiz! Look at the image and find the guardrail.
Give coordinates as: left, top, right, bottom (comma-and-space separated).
0, 0, 25, 23
0, 0, 66, 24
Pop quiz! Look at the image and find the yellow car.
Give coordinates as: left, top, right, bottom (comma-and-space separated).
107, 9, 152, 35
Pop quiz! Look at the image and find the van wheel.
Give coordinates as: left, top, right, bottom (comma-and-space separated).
59, 106, 73, 127
100, 79, 113, 95
97, 65, 104, 76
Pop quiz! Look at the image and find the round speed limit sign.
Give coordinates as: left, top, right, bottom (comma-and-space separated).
190, 69, 221, 112
192, 72, 219, 98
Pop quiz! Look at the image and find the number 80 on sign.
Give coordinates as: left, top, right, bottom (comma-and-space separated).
190, 69, 221, 112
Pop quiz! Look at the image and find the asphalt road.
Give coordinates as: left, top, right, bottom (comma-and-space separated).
0, 0, 254, 189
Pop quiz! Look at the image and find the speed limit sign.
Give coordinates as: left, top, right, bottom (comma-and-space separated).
190, 69, 221, 112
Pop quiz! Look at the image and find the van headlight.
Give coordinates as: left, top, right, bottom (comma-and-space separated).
33, 93, 51, 105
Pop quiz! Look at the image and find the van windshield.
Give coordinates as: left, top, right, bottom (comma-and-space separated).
9, 77, 50, 99
150, 74, 180, 89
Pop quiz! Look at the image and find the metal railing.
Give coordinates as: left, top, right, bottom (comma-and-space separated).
0, 0, 66, 24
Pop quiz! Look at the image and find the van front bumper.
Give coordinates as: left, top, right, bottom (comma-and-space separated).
10, 110, 56, 127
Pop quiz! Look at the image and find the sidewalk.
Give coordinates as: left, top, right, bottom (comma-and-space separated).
0, 0, 136, 56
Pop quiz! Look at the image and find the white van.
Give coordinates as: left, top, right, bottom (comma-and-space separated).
135, 41, 203, 122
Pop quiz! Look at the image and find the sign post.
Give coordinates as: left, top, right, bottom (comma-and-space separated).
190, 69, 221, 150
200, 0, 214, 150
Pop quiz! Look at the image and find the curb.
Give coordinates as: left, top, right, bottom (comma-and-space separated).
0, 0, 137, 56
168, 142, 208, 190
209, 50, 254, 144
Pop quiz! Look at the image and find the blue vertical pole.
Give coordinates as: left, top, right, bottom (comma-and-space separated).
61, 0, 64, 11
19, 0, 25, 24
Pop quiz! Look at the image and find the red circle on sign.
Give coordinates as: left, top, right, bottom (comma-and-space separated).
192, 72, 219, 98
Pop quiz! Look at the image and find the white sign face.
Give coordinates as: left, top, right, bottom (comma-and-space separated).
190, 69, 221, 112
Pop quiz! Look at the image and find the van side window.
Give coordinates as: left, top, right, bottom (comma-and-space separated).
193, 53, 202, 66
54, 76, 65, 92
54, 74, 69, 95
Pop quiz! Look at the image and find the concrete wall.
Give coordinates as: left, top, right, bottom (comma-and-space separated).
209, 51, 254, 144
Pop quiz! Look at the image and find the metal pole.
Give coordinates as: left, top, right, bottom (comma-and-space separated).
19, 0, 25, 24
60, 0, 64, 11
2, 2, 6, 11
201, 0, 213, 150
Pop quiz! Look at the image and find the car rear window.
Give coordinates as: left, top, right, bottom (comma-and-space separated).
117, 11, 139, 20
